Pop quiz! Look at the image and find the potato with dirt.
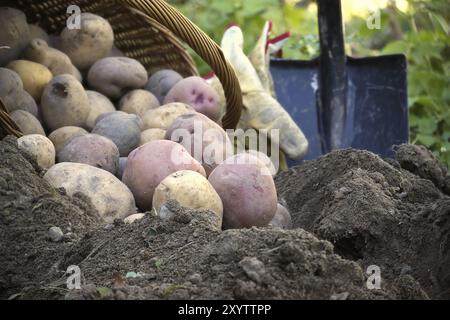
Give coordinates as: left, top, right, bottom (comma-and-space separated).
0, 68, 38, 117
59, 13, 114, 70
145, 69, 183, 104
153, 170, 223, 230
164, 76, 221, 122
165, 112, 233, 175
0, 7, 30, 66
142, 102, 194, 130
208, 153, 277, 229
87, 57, 147, 100
58, 134, 120, 174
122, 140, 206, 211
41, 74, 90, 131
22, 38, 82, 82
85, 90, 116, 130
6, 60, 53, 101
10, 110, 45, 136
48, 126, 88, 154
269, 203, 292, 229
44, 162, 137, 223
17, 134, 55, 169
92, 112, 141, 157
118, 89, 160, 117
140, 128, 166, 146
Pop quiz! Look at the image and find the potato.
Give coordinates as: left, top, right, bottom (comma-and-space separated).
44, 162, 137, 223
122, 140, 206, 211
94, 111, 127, 126
58, 134, 119, 174
92, 112, 141, 157
140, 128, 166, 146
165, 112, 233, 175
48, 126, 88, 154
22, 38, 82, 82
10, 110, 45, 136
59, 13, 114, 70
153, 170, 223, 230
0, 8, 30, 66
29, 24, 50, 43
208, 154, 277, 229
17, 134, 55, 169
117, 157, 127, 180
41, 74, 90, 131
0, 67, 38, 116
85, 90, 116, 130
145, 69, 183, 104
87, 57, 147, 100
269, 203, 292, 229
245, 150, 277, 176
164, 76, 220, 122
6, 60, 53, 101
118, 89, 159, 117
142, 102, 194, 130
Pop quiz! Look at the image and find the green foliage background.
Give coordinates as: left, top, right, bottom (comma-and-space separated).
170, 0, 450, 167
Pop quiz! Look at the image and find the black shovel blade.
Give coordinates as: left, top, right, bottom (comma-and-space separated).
270, 54, 409, 166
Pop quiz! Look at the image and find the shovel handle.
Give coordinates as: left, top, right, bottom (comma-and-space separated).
317, 0, 347, 152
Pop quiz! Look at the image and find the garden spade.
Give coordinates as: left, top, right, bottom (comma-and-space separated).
270, 0, 409, 164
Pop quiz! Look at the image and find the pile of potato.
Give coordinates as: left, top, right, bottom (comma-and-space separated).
0, 7, 291, 230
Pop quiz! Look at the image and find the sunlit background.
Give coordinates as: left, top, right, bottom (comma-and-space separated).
169, 0, 449, 167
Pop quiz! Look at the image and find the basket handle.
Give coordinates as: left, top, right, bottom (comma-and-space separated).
122, 0, 243, 130
0, 99, 22, 138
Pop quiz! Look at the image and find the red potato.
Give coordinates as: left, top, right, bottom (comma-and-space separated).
208, 154, 277, 229
165, 112, 233, 176
245, 150, 277, 176
269, 203, 292, 229
122, 140, 206, 211
164, 76, 221, 122
57, 134, 120, 174
87, 57, 147, 100
145, 69, 183, 104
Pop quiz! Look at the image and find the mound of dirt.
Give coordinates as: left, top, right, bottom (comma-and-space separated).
40, 201, 422, 300
0, 136, 443, 300
275, 146, 450, 299
0, 136, 100, 299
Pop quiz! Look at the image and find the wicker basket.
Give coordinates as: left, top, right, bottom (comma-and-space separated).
0, 0, 243, 138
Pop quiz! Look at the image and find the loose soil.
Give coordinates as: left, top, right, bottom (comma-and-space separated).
1, 136, 448, 299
